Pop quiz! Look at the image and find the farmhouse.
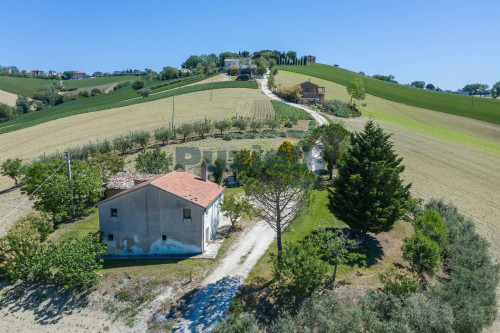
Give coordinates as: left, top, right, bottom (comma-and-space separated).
71, 71, 87, 79
298, 80, 325, 104
304, 55, 316, 63
98, 165, 224, 256
223, 57, 241, 69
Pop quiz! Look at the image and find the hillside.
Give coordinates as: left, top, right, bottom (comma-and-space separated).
0, 77, 254, 134
60, 75, 137, 89
277, 63, 500, 124
0, 75, 55, 96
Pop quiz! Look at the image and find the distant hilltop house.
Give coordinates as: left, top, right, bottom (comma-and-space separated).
113, 70, 121, 75
105, 171, 158, 198
304, 55, 316, 63
223, 57, 241, 69
298, 80, 325, 104
31, 69, 44, 75
98, 165, 224, 256
48, 70, 57, 75
179, 68, 190, 74
93, 71, 104, 77
72, 71, 87, 79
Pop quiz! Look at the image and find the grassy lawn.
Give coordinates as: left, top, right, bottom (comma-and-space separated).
0, 76, 57, 96
241, 188, 413, 312
277, 63, 500, 124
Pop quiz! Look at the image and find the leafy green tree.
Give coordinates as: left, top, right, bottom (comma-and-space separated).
227, 64, 239, 76
160, 66, 179, 80
270, 66, 279, 76
193, 120, 213, 139
250, 119, 263, 132
0, 102, 13, 122
1, 158, 24, 186
274, 239, 328, 296
491, 81, 500, 99
131, 79, 145, 90
213, 119, 232, 135
231, 149, 262, 177
286, 50, 297, 60
50, 232, 107, 290
209, 158, 226, 184
256, 65, 267, 75
137, 88, 151, 97
346, 78, 366, 106
277, 140, 299, 162
309, 124, 350, 180
182, 55, 202, 69
425, 83, 435, 90
311, 229, 364, 283
267, 118, 280, 130
245, 155, 315, 253
91, 88, 102, 96
176, 123, 193, 141
220, 193, 251, 228
130, 130, 151, 148
87, 152, 125, 182
402, 233, 441, 276
61, 71, 73, 80
21, 159, 103, 222
329, 121, 410, 234
113, 136, 133, 154
410, 81, 425, 89
154, 127, 175, 145
267, 73, 275, 90
413, 208, 449, 253
15, 96, 31, 114
232, 118, 248, 133
135, 147, 173, 174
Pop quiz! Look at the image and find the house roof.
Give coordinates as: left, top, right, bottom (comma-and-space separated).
106, 172, 158, 190
224, 58, 240, 62
300, 81, 319, 88
98, 169, 224, 208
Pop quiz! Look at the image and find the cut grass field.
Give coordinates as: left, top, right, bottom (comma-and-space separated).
0, 75, 57, 96
0, 79, 256, 134
61, 75, 137, 89
276, 71, 500, 263
0, 88, 278, 189
0, 89, 17, 106
277, 63, 500, 124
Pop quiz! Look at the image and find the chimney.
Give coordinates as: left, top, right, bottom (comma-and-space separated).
201, 160, 207, 181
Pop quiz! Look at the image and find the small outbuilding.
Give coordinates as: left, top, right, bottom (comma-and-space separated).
98, 165, 224, 256
298, 80, 325, 104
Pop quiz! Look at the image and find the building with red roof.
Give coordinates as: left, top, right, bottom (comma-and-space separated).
98, 164, 224, 256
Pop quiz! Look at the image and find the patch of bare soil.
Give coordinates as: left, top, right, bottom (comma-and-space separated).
0, 89, 17, 107
0, 187, 33, 237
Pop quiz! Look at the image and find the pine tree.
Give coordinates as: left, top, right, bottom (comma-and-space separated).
329, 121, 411, 234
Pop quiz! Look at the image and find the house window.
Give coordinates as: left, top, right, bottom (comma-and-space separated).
162, 235, 167, 241
111, 208, 118, 217
183, 208, 192, 220
108, 234, 114, 241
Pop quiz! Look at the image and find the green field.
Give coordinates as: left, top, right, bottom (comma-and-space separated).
0, 79, 256, 134
0, 75, 57, 96
277, 63, 500, 124
61, 75, 138, 89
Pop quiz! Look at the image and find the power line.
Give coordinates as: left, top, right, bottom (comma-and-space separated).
0, 161, 65, 225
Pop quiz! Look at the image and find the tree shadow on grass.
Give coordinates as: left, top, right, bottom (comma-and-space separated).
0, 278, 90, 325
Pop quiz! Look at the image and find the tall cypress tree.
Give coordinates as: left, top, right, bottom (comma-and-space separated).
329, 121, 411, 234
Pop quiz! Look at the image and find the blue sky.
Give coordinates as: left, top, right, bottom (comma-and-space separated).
1, 0, 499, 90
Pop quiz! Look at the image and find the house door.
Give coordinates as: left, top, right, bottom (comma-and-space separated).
206, 227, 210, 243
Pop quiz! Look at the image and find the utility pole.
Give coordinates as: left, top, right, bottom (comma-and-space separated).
210, 77, 214, 101
172, 95, 175, 131
65, 152, 75, 217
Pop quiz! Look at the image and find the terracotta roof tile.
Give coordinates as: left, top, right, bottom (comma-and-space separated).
98, 170, 224, 208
